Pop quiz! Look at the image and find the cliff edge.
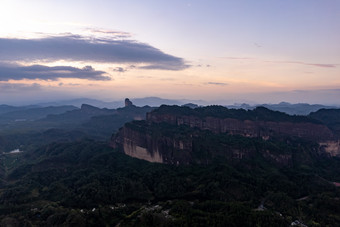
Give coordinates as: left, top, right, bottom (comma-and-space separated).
112, 105, 340, 164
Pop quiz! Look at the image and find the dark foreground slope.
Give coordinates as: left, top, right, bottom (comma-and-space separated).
0, 140, 340, 226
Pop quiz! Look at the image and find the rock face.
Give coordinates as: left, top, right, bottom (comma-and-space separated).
147, 112, 334, 141
125, 98, 133, 107
112, 105, 340, 164
113, 126, 163, 163
112, 123, 193, 164
319, 141, 340, 156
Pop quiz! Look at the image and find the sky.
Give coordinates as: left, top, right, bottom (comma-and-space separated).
0, 0, 340, 105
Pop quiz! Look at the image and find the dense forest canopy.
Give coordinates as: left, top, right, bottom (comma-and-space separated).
152, 105, 322, 123
0, 104, 339, 226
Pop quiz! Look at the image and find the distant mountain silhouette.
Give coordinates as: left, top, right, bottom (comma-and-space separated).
227, 102, 337, 115
36, 98, 123, 108
35, 97, 209, 108
0, 105, 77, 123
6, 98, 339, 115
0, 104, 40, 115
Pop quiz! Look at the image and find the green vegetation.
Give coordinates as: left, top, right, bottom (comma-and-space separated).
124, 120, 324, 167
0, 104, 340, 226
0, 106, 78, 124
0, 139, 339, 226
0, 105, 154, 153
153, 105, 321, 123
309, 108, 340, 135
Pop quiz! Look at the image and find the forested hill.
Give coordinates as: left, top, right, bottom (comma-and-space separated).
0, 104, 340, 225
113, 105, 339, 166
145, 105, 335, 141
149, 105, 320, 123
1, 140, 340, 226
309, 108, 340, 135
0, 103, 154, 153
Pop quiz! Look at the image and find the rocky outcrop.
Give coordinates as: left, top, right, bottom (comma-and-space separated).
111, 124, 193, 164
111, 121, 296, 165
319, 141, 340, 156
125, 98, 133, 107
112, 105, 340, 164
146, 112, 335, 142
112, 126, 163, 163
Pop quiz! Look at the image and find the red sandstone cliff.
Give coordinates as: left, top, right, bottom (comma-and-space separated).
146, 112, 335, 142
112, 106, 340, 164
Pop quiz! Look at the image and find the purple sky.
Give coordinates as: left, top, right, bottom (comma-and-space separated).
0, 0, 339, 105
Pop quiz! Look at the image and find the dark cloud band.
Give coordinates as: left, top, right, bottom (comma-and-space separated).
0, 63, 110, 81
0, 35, 188, 71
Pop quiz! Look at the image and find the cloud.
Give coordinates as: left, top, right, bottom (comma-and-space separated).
58, 82, 80, 86
292, 88, 340, 93
196, 64, 211, 68
0, 63, 110, 81
0, 82, 42, 93
254, 43, 262, 48
113, 67, 127, 72
266, 61, 337, 68
112, 65, 136, 73
139, 62, 190, 70
86, 28, 132, 39
160, 78, 176, 81
223, 57, 337, 68
0, 34, 188, 71
206, 82, 228, 86
222, 57, 255, 60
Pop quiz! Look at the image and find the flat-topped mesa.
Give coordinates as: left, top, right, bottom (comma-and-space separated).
112, 105, 340, 165
146, 105, 335, 142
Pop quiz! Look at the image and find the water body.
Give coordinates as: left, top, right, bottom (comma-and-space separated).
8, 149, 23, 154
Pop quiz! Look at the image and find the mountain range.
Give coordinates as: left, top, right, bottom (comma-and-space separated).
3, 97, 338, 115
0, 100, 340, 226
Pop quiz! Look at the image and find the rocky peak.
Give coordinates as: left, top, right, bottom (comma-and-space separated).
125, 98, 133, 107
